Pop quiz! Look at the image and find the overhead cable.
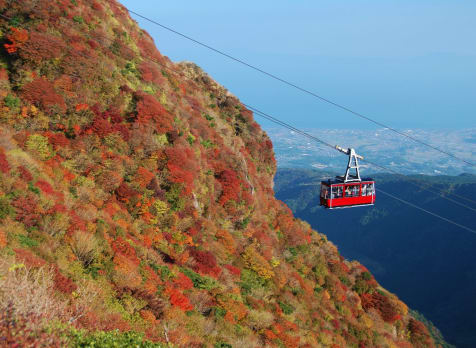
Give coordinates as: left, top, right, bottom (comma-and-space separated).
127, 9, 475, 168
2, 12, 474, 233
377, 189, 476, 235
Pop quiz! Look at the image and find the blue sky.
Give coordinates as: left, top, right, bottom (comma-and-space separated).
119, 1, 476, 130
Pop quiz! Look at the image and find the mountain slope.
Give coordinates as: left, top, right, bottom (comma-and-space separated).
275, 168, 476, 347
0, 0, 438, 346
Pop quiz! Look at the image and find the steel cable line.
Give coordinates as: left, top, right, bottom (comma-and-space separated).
127, 9, 475, 168
2, 14, 475, 232
4, 9, 474, 206
124, 12, 476, 208
248, 107, 476, 231
361, 158, 476, 211
246, 105, 476, 211
377, 190, 476, 235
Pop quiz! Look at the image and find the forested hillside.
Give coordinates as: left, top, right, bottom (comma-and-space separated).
0, 0, 440, 346
275, 168, 476, 348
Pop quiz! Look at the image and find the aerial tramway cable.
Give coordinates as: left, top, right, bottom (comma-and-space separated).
127, 9, 476, 168
245, 105, 476, 212
376, 190, 476, 235
2, 12, 475, 233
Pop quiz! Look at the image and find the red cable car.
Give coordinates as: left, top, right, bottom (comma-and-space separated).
320, 146, 375, 209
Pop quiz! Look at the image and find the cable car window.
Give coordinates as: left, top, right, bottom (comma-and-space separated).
331, 186, 343, 198
320, 185, 328, 198
368, 183, 374, 195
362, 183, 374, 196
345, 185, 359, 197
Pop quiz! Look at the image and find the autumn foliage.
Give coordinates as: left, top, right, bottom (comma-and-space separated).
0, 0, 439, 347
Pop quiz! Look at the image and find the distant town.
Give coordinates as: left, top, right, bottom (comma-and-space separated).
267, 128, 476, 176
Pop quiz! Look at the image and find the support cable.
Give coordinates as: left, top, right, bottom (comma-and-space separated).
2, 12, 475, 232
377, 189, 476, 235
128, 9, 475, 168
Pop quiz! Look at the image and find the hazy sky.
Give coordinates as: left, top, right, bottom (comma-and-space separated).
119, 1, 475, 130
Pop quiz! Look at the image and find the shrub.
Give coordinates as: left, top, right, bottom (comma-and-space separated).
173, 272, 193, 290
189, 248, 221, 277
0, 196, 14, 220
408, 318, 435, 348
167, 287, 193, 311
134, 91, 173, 133
165, 183, 185, 211
248, 309, 274, 331
181, 267, 218, 290
11, 194, 40, 227
0, 259, 66, 321
53, 268, 77, 294
17, 234, 38, 248
26, 134, 52, 160
3, 94, 19, 109
0, 309, 66, 347
41, 213, 70, 237
13, 248, 47, 268
278, 301, 295, 315
4, 27, 28, 54
139, 60, 164, 85
21, 77, 66, 114
0, 229, 6, 248
240, 269, 267, 295
17, 30, 65, 63
242, 245, 274, 280
67, 329, 165, 347
70, 231, 98, 268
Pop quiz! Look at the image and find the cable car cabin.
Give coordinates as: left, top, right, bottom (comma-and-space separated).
320, 179, 375, 209
319, 145, 375, 209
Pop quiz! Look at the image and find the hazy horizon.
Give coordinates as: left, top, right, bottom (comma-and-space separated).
120, 0, 476, 131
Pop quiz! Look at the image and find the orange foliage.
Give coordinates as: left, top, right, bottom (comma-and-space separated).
215, 229, 235, 253
4, 27, 28, 54
217, 298, 248, 322
173, 272, 193, 290
113, 254, 143, 289
135, 167, 155, 189
140, 309, 157, 324
0, 229, 7, 248
112, 237, 138, 263
166, 287, 193, 311
75, 103, 89, 111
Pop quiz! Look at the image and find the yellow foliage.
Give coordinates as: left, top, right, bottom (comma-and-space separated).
25, 134, 52, 160
361, 313, 374, 329
270, 257, 280, 268
152, 199, 168, 216
242, 244, 274, 280
159, 90, 167, 105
